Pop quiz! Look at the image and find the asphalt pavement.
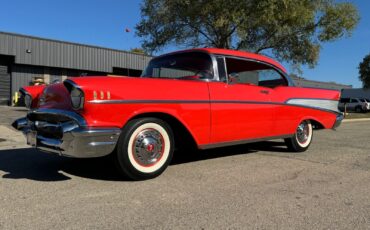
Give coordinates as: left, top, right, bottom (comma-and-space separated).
0, 106, 370, 229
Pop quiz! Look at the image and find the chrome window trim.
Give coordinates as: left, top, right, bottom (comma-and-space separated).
142, 50, 292, 85
218, 54, 294, 86
209, 53, 220, 81
215, 56, 228, 83
142, 50, 219, 82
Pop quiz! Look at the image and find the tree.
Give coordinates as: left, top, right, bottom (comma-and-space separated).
136, 0, 359, 68
359, 54, 370, 88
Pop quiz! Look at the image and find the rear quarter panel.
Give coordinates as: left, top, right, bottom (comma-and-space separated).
271, 86, 340, 135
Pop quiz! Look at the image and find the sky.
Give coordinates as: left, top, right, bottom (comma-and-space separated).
0, 0, 368, 88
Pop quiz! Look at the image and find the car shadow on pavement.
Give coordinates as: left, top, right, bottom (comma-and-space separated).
0, 141, 289, 182
0, 148, 122, 182
0, 148, 71, 181
171, 140, 289, 165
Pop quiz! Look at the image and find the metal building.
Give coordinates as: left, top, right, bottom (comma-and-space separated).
0, 31, 353, 105
341, 88, 370, 100
0, 31, 152, 105
291, 76, 352, 91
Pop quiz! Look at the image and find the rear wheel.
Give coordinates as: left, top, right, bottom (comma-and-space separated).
285, 120, 313, 152
115, 118, 174, 180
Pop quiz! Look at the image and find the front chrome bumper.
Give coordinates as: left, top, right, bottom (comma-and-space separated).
12, 108, 121, 158
332, 113, 344, 130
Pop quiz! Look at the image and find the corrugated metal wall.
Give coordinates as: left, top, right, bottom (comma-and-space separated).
0, 65, 10, 105
341, 89, 370, 99
0, 32, 152, 73
0, 65, 7, 74
0, 32, 154, 103
292, 77, 352, 90
49, 68, 63, 83
11, 65, 44, 94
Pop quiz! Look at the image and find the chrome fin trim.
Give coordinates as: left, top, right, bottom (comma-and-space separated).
286, 98, 340, 114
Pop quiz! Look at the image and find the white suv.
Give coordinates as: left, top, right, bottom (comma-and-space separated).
338, 98, 370, 113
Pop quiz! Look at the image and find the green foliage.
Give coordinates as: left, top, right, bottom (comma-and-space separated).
359, 54, 370, 89
136, 0, 359, 67
129, 47, 147, 55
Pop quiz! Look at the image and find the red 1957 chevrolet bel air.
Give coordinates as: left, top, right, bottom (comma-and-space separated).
13, 48, 343, 180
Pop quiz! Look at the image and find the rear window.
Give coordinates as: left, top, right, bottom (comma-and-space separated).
225, 57, 287, 88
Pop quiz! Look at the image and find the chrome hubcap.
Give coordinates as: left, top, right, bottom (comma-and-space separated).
296, 121, 310, 144
132, 128, 164, 166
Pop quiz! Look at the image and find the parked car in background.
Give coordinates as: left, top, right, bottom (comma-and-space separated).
338, 98, 370, 113
19, 85, 46, 109
12, 48, 343, 180
19, 79, 72, 109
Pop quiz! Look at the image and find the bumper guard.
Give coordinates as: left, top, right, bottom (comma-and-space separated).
12, 109, 121, 158
332, 113, 344, 130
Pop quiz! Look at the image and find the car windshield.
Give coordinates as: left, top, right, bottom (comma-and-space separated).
141, 52, 214, 80
359, 99, 367, 102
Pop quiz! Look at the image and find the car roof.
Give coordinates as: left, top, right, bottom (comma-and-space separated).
158, 48, 287, 73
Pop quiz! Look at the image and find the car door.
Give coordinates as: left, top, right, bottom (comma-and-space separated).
208, 57, 275, 144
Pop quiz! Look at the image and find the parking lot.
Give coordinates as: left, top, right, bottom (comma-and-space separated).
0, 106, 370, 229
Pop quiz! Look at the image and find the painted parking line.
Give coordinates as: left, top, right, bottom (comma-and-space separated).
343, 118, 370, 122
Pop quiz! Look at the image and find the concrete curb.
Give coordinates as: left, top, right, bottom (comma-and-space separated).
343, 118, 370, 123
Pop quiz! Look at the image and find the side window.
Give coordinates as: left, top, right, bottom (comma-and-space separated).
258, 69, 287, 88
142, 52, 214, 80
225, 57, 287, 88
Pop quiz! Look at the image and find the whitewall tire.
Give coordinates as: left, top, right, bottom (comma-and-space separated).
285, 120, 313, 152
115, 118, 174, 180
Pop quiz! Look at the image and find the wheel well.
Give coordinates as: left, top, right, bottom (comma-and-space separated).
128, 112, 198, 150
309, 119, 325, 130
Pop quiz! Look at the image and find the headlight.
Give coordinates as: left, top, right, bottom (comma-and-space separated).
24, 94, 32, 109
70, 87, 84, 110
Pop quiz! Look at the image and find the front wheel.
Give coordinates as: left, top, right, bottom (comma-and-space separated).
285, 120, 313, 152
115, 118, 174, 180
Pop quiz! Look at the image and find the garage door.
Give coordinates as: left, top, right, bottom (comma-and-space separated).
0, 65, 10, 105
